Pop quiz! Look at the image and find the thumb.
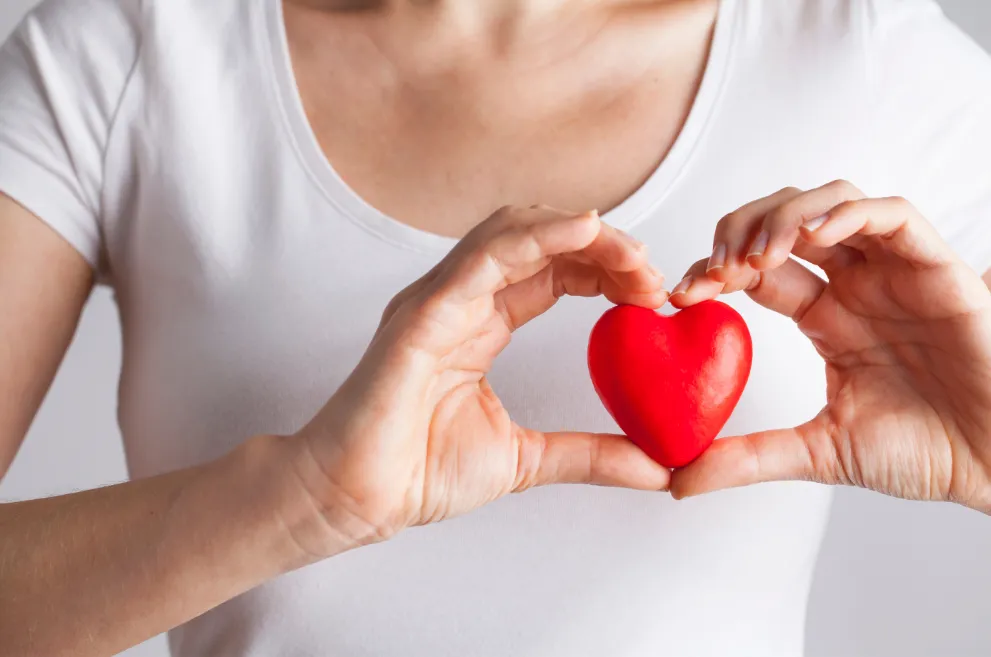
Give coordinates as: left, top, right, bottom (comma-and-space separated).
516, 430, 671, 492
669, 415, 845, 498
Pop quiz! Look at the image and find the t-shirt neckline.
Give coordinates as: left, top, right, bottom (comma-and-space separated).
258, 0, 738, 255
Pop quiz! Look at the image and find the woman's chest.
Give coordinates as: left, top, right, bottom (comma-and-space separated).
114, 183, 834, 475
108, 20, 876, 470
282, 7, 714, 238
298, 92, 699, 240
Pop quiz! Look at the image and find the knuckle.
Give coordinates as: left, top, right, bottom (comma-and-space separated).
507, 220, 542, 248
831, 199, 861, 217
458, 226, 503, 266
888, 195, 915, 213
518, 225, 547, 261
381, 295, 405, 321
827, 178, 861, 197
466, 243, 503, 277
765, 202, 796, 228
407, 290, 447, 327
485, 206, 536, 240
454, 247, 507, 292
380, 281, 422, 324
513, 429, 547, 492
743, 433, 765, 480
688, 257, 709, 276
716, 210, 745, 235
492, 204, 525, 223
481, 205, 520, 233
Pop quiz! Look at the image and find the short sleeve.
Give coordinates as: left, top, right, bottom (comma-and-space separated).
868, 0, 991, 275
0, 0, 141, 273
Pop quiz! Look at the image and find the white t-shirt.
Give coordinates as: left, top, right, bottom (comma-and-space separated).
2, 0, 991, 655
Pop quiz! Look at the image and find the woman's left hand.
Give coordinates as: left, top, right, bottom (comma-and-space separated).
668, 180, 991, 513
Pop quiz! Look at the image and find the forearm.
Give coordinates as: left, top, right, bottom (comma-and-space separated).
0, 434, 340, 657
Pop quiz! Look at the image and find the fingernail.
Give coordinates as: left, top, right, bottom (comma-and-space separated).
671, 275, 693, 296
804, 215, 828, 231
747, 231, 769, 258
646, 264, 664, 282
706, 243, 727, 272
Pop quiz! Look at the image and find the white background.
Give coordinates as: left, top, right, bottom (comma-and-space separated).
2, 1, 991, 655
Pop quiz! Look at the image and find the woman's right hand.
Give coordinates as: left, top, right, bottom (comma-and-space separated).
289, 205, 670, 556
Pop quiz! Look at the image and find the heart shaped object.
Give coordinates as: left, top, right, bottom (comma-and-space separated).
588, 301, 753, 468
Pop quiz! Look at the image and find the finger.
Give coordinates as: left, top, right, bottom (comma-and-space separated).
436, 208, 602, 303
496, 261, 668, 331
800, 196, 958, 267
749, 224, 862, 275
515, 429, 671, 492
745, 259, 827, 323
678, 242, 850, 310
669, 258, 726, 308
581, 223, 664, 293
670, 256, 827, 324
581, 223, 647, 272
668, 416, 846, 498
787, 241, 863, 273
707, 187, 803, 288
375, 267, 441, 338
743, 179, 866, 272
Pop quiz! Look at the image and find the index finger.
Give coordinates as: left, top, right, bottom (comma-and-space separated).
434, 206, 603, 304
580, 223, 663, 294
800, 196, 959, 268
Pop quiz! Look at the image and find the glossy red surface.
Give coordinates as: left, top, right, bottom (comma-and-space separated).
588, 301, 753, 468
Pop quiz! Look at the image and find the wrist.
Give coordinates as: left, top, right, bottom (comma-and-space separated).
230, 433, 392, 571
216, 434, 350, 574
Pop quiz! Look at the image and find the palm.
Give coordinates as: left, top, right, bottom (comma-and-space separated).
797, 258, 991, 502
304, 207, 670, 545
413, 297, 559, 526
333, 304, 524, 531
416, 380, 523, 525
396, 247, 667, 528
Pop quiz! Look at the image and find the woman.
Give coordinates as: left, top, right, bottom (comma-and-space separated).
0, 0, 989, 654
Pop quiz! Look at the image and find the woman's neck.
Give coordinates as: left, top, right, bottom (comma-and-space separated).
284, 0, 653, 62
286, 0, 590, 23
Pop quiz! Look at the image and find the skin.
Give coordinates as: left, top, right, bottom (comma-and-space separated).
0, 196, 667, 655
0, 0, 988, 655
668, 181, 991, 512
284, 0, 717, 235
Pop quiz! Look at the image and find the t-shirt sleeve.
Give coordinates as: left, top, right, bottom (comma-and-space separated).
868, 0, 991, 275
0, 0, 141, 273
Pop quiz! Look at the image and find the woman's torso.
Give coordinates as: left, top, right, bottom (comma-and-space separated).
83, 0, 891, 654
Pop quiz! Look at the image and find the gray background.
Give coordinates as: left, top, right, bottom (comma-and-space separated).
2, 1, 990, 656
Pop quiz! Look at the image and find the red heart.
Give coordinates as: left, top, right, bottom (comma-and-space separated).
588, 301, 753, 468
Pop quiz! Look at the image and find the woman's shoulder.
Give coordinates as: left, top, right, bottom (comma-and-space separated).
0, 0, 258, 281
14, 0, 253, 44
6, 0, 143, 63
731, 0, 978, 84
9, 0, 143, 48
2, 0, 261, 133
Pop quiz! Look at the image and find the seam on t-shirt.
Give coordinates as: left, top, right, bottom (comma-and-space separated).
255, 1, 452, 258
97, 0, 147, 284
628, 0, 740, 223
